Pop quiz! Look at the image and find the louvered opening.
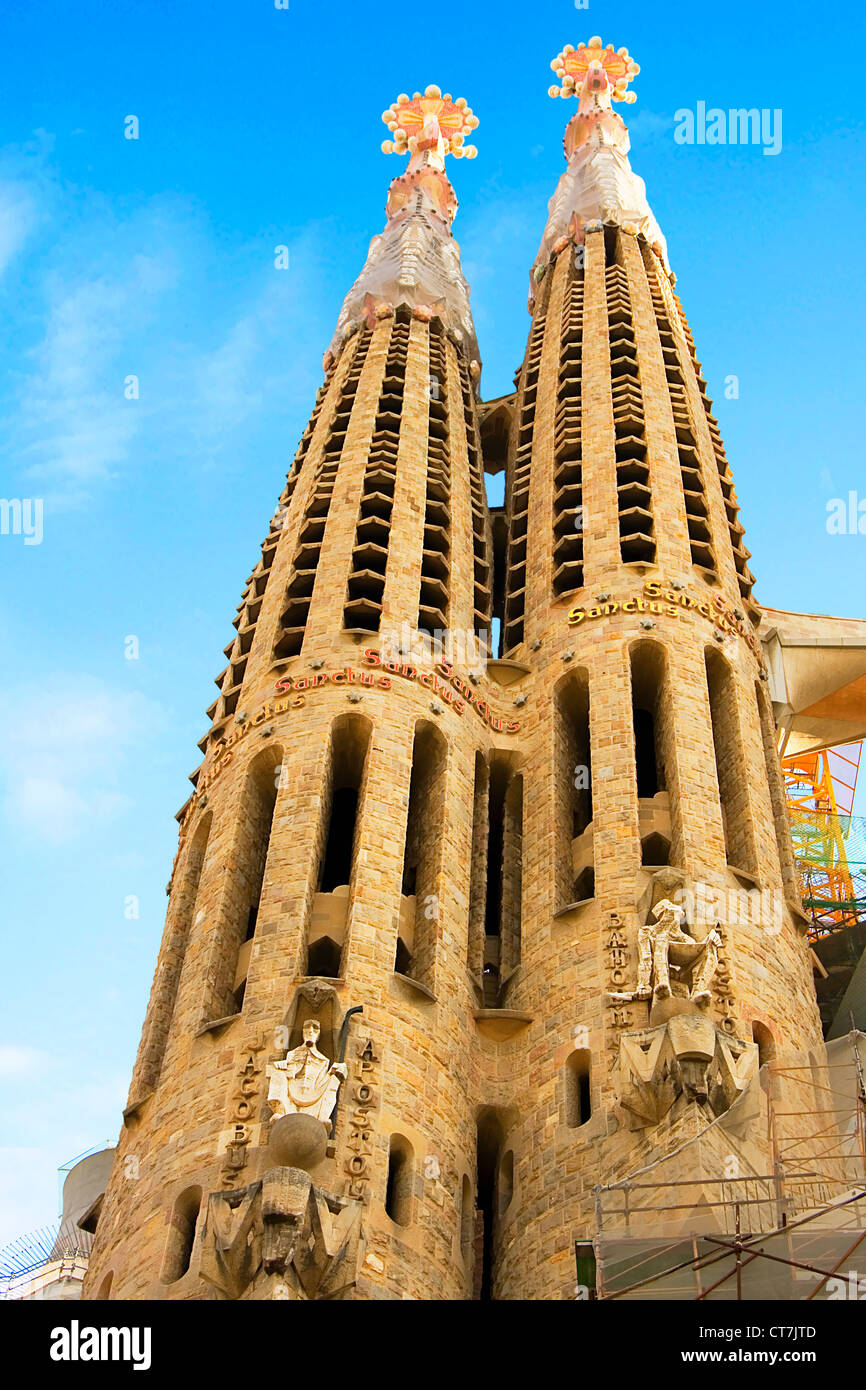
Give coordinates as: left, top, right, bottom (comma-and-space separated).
640, 242, 717, 581
606, 234, 655, 567
342, 311, 410, 632
271, 328, 374, 659
418, 323, 452, 637
664, 269, 756, 605
503, 275, 551, 651
552, 259, 585, 598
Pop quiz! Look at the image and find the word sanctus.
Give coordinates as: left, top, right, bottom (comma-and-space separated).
276, 652, 521, 734
568, 580, 763, 662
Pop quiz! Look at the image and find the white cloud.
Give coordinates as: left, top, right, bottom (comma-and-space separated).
0, 1045, 47, 1078
0, 681, 164, 842
0, 1148, 62, 1251
627, 108, 676, 145
16, 241, 180, 503
0, 180, 38, 278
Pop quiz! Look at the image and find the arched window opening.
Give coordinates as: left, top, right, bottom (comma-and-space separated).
752, 1021, 776, 1067
480, 758, 522, 1006
556, 669, 593, 912
475, 1109, 506, 1302
572, 866, 595, 903
96, 1271, 113, 1300
223, 752, 280, 1019
460, 1173, 474, 1268
306, 936, 343, 978
630, 642, 680, 866
498, 1150, 514, 1216
565, 1050, 592, 1128
755, 680, 797, 892
385, 1134, 414, 1227
137, 810, 211, 1095
705, 648, 757, 875
641, 832, 670, 867
633, 708, 658, 797
160, 1186, 202, 1284
468, 753, 490, 984
320, 787, 359, 892
307, 716, 371, 978
603, 222, 620, 268
396, 722, 447, 987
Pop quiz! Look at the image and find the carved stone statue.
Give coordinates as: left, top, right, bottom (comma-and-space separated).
610, 899, 721, 1006
267, 1020, 347, 1130
200, 1176, 364, 1301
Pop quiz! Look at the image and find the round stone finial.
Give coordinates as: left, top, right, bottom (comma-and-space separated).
268, 1113, 329, 1172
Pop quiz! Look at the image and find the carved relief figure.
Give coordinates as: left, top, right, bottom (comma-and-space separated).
610, 899, 721, 1006
267, 1020, 347, 1129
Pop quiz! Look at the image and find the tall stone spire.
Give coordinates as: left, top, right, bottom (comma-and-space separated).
326, 86, 481, 371
81, 45, 836, 1310
530, 37, 668, 310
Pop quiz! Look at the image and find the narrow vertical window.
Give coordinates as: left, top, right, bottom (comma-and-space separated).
498, 1150, 514, 1216
308, 715, 371, 977
385, 1134, 414, 1226
136, 810, 211, 1094
481, 757, 522, 1005
630, 640, 680, 867
229, 753, 279, 1013
565, 1050, 592, 1128
468, 752, 489, 980
475, 1110, 505, 1301
752, 1021, 776, 1067
556, 669, 592, 909
160, 1186, 202, 1284
460, 1174, 474, 1267
755, 680, 797, 892
395, 721, 447, 990
705, 647, 757, 875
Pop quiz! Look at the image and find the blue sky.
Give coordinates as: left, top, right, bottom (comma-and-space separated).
1, 0, 865, 1245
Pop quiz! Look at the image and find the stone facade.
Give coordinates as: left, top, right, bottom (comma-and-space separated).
83, 106, 827, 1303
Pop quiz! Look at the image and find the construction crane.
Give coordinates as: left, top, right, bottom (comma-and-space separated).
783, 744, 865, 937
783, 743, 866, 1033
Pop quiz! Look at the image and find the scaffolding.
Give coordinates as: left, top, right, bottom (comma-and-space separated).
593, 1031, 866, 1299
782, 745, 866, 1033
783, 744, 865, 937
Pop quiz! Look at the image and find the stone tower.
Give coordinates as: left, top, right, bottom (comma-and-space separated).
83, 47, 825, 1304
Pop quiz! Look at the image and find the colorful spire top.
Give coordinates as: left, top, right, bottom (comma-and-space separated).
548, 38, 640, 104
325, 85, 480, 370
529, 37, 668, 309
381, 86, 479, 164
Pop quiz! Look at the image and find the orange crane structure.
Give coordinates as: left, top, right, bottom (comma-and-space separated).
782, 743, 866, 1030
